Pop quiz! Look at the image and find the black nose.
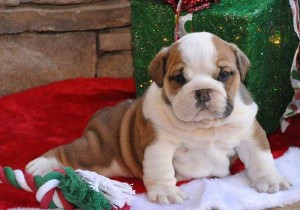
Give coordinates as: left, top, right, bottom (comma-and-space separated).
195, 89, 210, 106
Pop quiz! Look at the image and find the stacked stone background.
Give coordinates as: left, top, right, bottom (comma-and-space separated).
0, 0, 133, 97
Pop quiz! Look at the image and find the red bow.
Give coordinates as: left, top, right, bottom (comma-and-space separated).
166, 0, 219, 13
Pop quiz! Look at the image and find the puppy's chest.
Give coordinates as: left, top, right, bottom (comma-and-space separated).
174, 136, 237, 162
172, 133, 239, 179
178, 128, 242, 151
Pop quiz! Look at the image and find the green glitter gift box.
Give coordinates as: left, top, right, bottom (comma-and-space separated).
131, 0, 297, 134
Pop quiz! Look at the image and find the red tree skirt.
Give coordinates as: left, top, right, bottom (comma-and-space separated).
0, 77, 299, 209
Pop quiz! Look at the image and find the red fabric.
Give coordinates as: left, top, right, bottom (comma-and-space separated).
0, 77, 299, 209
0, 167, 9, 185
0, 78, 136, 209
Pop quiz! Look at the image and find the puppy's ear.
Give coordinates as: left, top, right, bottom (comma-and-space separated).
229, 44, 250, 82
149, 47, 169, 87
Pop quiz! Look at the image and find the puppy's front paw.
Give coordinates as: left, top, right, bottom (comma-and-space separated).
253, 173, 291, 193
26, 157, 62, 176
147, 186, 188, 204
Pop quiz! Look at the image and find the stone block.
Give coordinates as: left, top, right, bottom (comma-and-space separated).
0, 0, 130, 34
0, 32, 96, 96
98, 27, 132, 52
96, 51, 133, 78
0, 0, 129, 5
1, 0, 96, 6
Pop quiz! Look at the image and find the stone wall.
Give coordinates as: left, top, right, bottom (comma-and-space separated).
0, 0, 133, 97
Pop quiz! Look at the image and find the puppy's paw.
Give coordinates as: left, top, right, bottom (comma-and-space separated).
253, 173, 291, 193
147, 186, 188, 204
26, 157, 62, 176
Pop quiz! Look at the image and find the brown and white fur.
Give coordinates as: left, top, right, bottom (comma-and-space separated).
26, 32, 290, 204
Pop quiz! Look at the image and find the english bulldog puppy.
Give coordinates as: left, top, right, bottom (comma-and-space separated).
26, 32, 290, 204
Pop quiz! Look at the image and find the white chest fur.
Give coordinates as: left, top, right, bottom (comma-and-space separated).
156, 124, 241, 180
143, 84, 258, 180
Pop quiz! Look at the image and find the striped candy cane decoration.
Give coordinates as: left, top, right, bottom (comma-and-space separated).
0, 166, 74, 209
0, 166, 135, 210
0, 166, 114, 210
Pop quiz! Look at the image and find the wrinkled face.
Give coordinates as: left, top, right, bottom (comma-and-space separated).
149, 32, 250, 125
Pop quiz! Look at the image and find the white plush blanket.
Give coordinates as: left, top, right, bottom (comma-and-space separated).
131, 147, 300, 210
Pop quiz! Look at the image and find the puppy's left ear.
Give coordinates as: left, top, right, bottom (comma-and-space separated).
149, 47, 169, 88
229, 44, 250, 82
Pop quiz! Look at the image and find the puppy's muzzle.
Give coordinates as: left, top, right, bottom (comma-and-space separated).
195, 89, 210, 108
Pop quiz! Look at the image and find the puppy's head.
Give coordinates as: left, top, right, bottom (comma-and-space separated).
149, 32, 250, 125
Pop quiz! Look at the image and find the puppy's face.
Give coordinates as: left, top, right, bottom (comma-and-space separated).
150, 32, 250, 126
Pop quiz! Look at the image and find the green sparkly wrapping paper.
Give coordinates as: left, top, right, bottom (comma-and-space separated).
131, 0, 297, 134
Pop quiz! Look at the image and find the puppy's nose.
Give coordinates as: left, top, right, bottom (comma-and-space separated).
195, 89, 210, 104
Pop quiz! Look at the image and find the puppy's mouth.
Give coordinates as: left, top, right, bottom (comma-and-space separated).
194, 90, 233, 120
210, 102, 233, 119
171, 88, 232, 124
222, 103, 233, 118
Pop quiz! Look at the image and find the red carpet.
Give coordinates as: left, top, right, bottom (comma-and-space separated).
0, 77, 299, 209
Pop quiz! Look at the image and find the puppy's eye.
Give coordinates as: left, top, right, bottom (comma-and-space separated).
218, 70, 231, 81
173, 73, 186, 85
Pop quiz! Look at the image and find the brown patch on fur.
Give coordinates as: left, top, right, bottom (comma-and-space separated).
149, 48, 169, 88
212, 36, 242, 108
211, 37, 250, 82
252, 120, 270, 150
120, 95, 156, 178
43, 97, 157, 179
43, 100, 134, 176
239, 84, 253, 105
164, 43, 186, 96
149, 43, 185, 99
229, 44, 250, 82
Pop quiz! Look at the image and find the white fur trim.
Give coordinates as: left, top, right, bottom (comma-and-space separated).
131, 147, 300, 210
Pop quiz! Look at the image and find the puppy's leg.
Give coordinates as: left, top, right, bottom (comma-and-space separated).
235, 121, 291, 193
26, 150, 64, 176
26, 133, 126, 177
143, 139, 188, 204
26, 137, 87, 176
26, 101, 133, 176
